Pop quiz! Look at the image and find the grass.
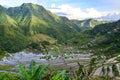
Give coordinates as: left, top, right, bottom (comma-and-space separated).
0, 55, 4, 60
0, 65, 12, 70
30, 34, 57, 44
0, 72, 20, 80
31, 14, 48, 26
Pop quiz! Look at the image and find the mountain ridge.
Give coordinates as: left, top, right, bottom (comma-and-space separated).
7, 3, 79, 38
71, 19, 107, 30
0, 3, 111, 53
0, 3, 79, 52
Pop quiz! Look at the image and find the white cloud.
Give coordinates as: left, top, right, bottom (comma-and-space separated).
48, 4, 120, 21
0, 0, 11, 6
48, 4, 104, 20
51, 3, 56, 8
0, 0, 119, 21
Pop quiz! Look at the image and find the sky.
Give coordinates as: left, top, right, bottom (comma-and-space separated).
0, 0, 120, 21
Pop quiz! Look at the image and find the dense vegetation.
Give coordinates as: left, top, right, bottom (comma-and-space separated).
0, 3, 106, 53
7, 3, 79, 42
69, 20, 120, 57
0, 2, 120, 80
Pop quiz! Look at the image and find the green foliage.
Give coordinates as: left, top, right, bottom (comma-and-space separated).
18, 60, 67, 80
112, 64, 119, 77
0, 32, 29, 53
68, 32, 93, 46
0, 65, 12, 70
0, 72, 19, 80
18, 60, 49, 80
27, 42, 40, 50
40, 40, 50, 46
50, 70, 66, 80
27, 40, 50, 53
92, 20, 120, 55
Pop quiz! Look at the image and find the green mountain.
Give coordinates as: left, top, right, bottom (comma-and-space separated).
0, 3, 113, 53
69, 20, 120, 56
0, 3, 81, 52
0, 6, 28, 53
7, 3, 79, 43
71, 19, 107, 30
0, 5, 17, 27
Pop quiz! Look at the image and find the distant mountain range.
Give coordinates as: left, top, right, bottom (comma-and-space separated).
71, 19, 107, 30
97, 13, 120, 22
0, 3, 112, 53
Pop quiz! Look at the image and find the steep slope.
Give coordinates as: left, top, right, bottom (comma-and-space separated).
0, 3, 81, 52
89, 20, 120, 56
69, 20, 120, 56
90, 20, 120, 45
71, 19, 106, 30
0, 5, 28, 53
7, 3, 79, 43
1, 3, 113, 53
0, 5, 18, 27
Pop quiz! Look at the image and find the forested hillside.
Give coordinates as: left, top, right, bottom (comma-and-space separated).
69, 20, 120, 56
0, 3, 119, 54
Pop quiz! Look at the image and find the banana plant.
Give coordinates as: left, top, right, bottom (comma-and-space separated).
18, 60, 49, 80
18, 60, 67, 80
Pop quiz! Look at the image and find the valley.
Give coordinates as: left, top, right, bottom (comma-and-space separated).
0, 3, 120, 80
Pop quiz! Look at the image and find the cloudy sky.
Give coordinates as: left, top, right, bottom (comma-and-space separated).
0, 0, 120, 21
